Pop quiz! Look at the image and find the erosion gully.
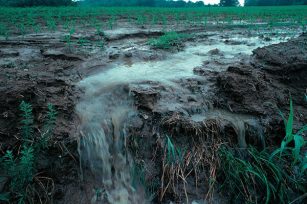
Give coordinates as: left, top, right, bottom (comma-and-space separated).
75, 27, 301, 203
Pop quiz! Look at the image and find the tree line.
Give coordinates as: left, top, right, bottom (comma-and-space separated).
245, 0, 307, 6
0, 0, 75, 7
0, 0, 306, 7
0, 0, 235, 7
0, 0, 206, 7
79, 0, 207, 7
81, 0, 307, 7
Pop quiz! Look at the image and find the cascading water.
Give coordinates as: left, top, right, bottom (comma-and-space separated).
75, 31, 297, 203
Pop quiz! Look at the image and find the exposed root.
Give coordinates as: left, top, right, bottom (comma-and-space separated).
158, 118, 225, 202
26, 175, 55, 204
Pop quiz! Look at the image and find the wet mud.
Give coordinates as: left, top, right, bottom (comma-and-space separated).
0, 21, 306, 203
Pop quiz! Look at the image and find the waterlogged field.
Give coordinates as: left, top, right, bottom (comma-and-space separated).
0, 5, 306, 204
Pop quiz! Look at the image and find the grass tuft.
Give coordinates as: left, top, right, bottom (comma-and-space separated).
148, 32, 191, 50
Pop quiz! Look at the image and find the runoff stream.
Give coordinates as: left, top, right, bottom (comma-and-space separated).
76, 30, 298, 203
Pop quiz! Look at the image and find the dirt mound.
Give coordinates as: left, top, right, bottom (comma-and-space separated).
252, 34, 307, 105
252, 34, 307, 69
216, 34, 307, 145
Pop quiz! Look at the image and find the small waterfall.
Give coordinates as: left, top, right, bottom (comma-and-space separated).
76, 84, 144, 203
79, 123, 112, 186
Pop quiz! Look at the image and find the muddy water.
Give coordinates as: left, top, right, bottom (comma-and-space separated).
76, 30, 299, 203
191, 109, 264, 148
77, 84, 140, 203
82, 33, 296, 88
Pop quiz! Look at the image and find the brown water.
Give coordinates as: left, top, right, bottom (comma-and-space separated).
76, 29, 299, 203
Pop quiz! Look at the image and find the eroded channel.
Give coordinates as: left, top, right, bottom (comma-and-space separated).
76, 29, 301, 203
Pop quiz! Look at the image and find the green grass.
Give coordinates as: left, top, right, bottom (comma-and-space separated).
2, 146, 35, 203
165, 135, 186, 164
19, 101, 34, 142
131, 162, 159, 202
218, 99, 306, 203
148, 32, 191, 50
0, 6, 306, 37
271, 98, 307, 167
218, 146, 305, 204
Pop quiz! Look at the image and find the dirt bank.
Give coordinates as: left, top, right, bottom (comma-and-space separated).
0, 26, 306, 203
216, 34, 307, 145
0, 35, 83, 203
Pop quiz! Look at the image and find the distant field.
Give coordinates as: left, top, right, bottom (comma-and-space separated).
0, 6, 306, 37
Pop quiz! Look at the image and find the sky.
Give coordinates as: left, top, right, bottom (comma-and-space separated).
188, 0, 245, 6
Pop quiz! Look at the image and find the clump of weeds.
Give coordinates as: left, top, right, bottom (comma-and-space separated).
218, 98, 306, 204
0, 101, 57, 204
